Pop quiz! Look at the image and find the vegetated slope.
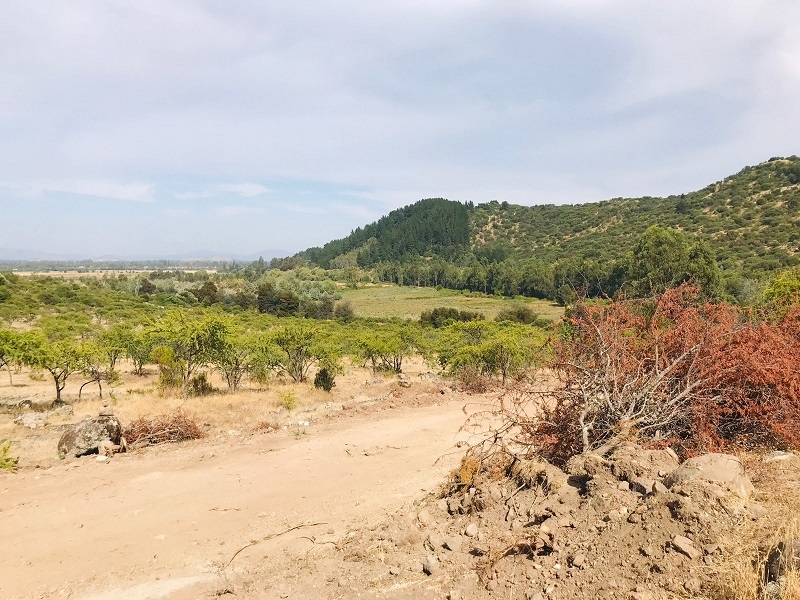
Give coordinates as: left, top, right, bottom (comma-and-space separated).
296, 157, 800, 276
298, 198, 471, 268
472, 156, 800, 274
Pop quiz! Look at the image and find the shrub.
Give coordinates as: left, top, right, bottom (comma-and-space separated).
314, 367, 336, 391
0, 440, 18, 472
278, 390, 297, 411
123, 410, 206, 448
420, 307, 484, 328
189, 372, 214, 396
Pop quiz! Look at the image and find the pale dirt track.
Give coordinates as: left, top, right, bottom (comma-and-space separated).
0, 399, 478, 599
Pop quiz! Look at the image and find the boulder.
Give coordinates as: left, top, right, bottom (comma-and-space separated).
664, 453, 754, 499
14, 412, 48, 429
58, 412, 123, 457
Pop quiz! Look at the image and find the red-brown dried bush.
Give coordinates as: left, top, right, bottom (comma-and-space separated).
513, 285, 800, 464
124, 409, 206, 447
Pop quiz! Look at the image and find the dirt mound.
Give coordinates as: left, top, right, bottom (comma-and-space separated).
221, 443, 797, 600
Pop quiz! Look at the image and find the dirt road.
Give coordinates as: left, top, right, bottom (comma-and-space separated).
0, 399, 475, 599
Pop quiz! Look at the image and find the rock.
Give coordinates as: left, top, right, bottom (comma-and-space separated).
14, 412, 48, 429
437, 498, 449, 512
447, 591, 462, 600
444, 535, 463, 552
486, 579, 498, 591
419, 371, 443, 383
389, 566, 400, 576
51, 404, 74, 416
672, 535, 702, 560
465, 523, 479, 537
748, 502, 768, 519
98, 406, 114, 417
664, 453, 754, 499
571, 553, 586, 568
763, 451, 795, 463
97, 439, 123, 457
57, 414, 123, 458
422, 555, 439, 575
683, 578, 701, 593
426, 532, 444, 550
417, 509, 433, 527
652, 481, 669, 494
397, 374, 412, 388
630, 478, 655, 495
447, 496, 463, 514
617, 481, 631, 492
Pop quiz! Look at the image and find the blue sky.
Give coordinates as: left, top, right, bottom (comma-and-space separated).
1, 1, 799, 258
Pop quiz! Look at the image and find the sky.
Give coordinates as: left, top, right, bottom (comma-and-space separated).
1, 1, 799, 259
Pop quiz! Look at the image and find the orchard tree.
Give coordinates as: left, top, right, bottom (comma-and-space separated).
0, 327, 21, 385
20, 332, 83, 404
356, 325, 416, 373
76, 340, 119, 399
150, 310, 231, 397
270, 322, 341, 383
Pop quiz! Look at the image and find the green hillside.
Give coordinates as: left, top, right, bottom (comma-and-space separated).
290, 157, 799, 301
470, 156, 800, 273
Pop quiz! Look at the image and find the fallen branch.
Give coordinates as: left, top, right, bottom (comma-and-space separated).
224, 521, 329, 568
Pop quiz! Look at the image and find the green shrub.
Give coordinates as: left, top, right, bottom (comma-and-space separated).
314, 367, 336, 391
189, 372, 214, 396
0, 440, 18, 472
278, 390, 297, 410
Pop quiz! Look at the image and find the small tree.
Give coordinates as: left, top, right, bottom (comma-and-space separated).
0, 327, 22, 385
20, 332, 83, 404
356, 326, 416, 374
149, 311, 231, 397
270, 323, 341, 383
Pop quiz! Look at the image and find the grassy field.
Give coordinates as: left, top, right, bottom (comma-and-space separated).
339, 284, 564, 321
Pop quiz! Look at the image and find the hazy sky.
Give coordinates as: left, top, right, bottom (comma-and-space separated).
2, 1, 799, 258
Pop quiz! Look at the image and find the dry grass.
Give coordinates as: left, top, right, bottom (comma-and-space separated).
707, 453, 800, 600
0, 356, 433, 467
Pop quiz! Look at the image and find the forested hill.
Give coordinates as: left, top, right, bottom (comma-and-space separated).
295, 157, 800, 276
298, 198, 471, 267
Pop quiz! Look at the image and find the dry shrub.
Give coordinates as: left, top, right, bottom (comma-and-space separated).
255, 420, 281, 433
505, 285, 800, 465
454, 454, 481, 488
456, 365, 495, 393
124, 409, 206, 447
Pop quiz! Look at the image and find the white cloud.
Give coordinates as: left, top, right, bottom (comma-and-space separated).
35, 180, 155, 203
217, 183, 270, 198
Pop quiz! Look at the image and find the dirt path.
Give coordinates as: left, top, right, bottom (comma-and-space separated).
0, 398, 477, 600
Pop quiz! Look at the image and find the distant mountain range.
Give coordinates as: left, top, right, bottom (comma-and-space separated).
0, 248, 287, 263
297, 156, 800, 276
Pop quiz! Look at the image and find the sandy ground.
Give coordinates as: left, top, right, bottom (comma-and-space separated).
0, 394, 482, 600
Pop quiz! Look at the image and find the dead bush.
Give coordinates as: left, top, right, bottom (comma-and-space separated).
255, 420, 281, 433
123, 409, 206, 447
496, 285, 800, 465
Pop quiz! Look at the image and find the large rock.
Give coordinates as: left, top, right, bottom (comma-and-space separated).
58, 413, 123, 457
664, 453, 754, 498
14, 412, 48, 429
